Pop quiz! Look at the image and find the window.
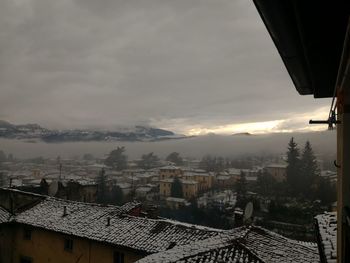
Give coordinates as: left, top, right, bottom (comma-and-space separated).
20, 256, 32, 263
23, 228, 32, 240
113, 251, 125, 263
64, 238, 73, 252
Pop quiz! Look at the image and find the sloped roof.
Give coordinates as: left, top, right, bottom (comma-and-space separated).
0, 189, 319, 262
136, 226, 319, 263
0, 206, 11, 223
241, 227, 319, 262
314, 212, 337, 263
135, 228, 261, 263
0, 189, 221, 254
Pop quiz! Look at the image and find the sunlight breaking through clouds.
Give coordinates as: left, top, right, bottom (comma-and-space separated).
181, 106, 330, 135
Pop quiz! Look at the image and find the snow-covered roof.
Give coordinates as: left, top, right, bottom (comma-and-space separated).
136, 226, 319, 263
181, 179, 198, 185
160, 165, 180, 170
166, 197, 187, 203
314, 212, 337, 263
217, 175, 231, 180
136, 186, 153, 193
184, 172, 212, 177
0, 189, 221, 254
116, 182, 132, 189
0, 188, 319, 262
0, 206, 11, 223
160, 178, 174, 183
136, 173, 155, 178
265, 164, 287, 168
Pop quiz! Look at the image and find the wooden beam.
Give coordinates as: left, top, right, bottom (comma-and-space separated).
336, 20, 350, 263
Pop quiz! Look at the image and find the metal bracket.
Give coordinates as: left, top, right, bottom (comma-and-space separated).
334, 160, 341, 168
309, 111, 340, 130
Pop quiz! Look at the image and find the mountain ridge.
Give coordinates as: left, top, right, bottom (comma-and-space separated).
0, 120, 183, 143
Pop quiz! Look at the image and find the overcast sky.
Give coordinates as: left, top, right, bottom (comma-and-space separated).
0, 0, 331, 135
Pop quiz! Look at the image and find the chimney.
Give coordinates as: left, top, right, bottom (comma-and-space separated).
106, 217, 111, 226
63, 206, 67, 217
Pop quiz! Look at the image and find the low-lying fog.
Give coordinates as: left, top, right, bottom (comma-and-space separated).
0, 131, 336, 160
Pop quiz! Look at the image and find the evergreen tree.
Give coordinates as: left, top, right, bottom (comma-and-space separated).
110, 185, 124, 205
199, 155, 225, 172
138, 152, 159, 169
0, 172, 6, 187
256, 170, 277, 197
286, 137, 301, 195
171, 177, 183, 198
96, 168, 108, 204
300, 141, 319, 197
166, 152, 184, 166
235, 171, 247, 207
105, 147, 128, 170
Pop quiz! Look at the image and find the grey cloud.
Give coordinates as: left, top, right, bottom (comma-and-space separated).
0, 0, 330, 132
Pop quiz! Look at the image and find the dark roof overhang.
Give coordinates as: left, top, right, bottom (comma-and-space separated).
253, 0, 350, 98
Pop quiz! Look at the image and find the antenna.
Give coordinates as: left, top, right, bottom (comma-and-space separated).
63, 206, 68, 217
243, 202, 254, 224
59, 163, 62, 181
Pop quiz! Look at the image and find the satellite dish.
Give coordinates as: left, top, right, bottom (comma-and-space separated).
243, 202, 254, 223
48, 180, 58, 196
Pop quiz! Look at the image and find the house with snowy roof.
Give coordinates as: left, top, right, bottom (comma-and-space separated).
0, 188, 221, 263
0, 188, 322, 263
136, 226, 319, 263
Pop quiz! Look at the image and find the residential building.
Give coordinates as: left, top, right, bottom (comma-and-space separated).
215, 174, 236, 188
136, 226, 319, 263
181, 179, 198, 199
183, 171, 213, 192
159, 166, 183, 180
0, 188, 220, 263
264, 164, 287, 182
159, 178, 198, 199
0, 188, 324, 262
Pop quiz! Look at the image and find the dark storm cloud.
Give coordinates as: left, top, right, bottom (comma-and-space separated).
0, 0, 330, 133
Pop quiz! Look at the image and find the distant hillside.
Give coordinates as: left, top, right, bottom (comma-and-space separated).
232, 132, 252, 136
0, 120, 183, 142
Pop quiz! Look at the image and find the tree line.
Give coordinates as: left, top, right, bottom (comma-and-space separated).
104, 146, 184, 170
253, 138, 336, 205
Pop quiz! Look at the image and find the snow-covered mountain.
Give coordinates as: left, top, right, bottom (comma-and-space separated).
0, 120, 185, 142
